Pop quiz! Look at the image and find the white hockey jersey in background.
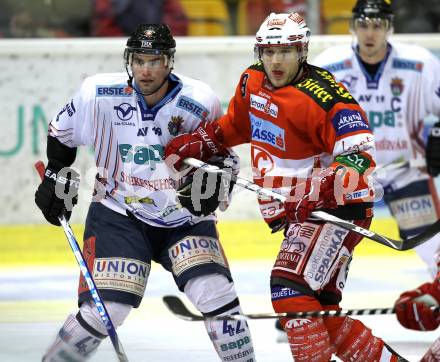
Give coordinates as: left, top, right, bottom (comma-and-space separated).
49, 72, 223, 227
313, 42, 440, 189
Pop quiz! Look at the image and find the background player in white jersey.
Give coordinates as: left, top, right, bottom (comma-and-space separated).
165, 12, 407, 362
393, 129, 440, 361
34, 24, 255, 361
313, 0, 440, 276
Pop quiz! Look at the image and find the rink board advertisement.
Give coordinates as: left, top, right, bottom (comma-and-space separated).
1, 35, 440, 224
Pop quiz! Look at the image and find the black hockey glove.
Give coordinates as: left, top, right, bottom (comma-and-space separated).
177, 160, 235, 217
426, 121, 440, 177
35, 161, 79, 226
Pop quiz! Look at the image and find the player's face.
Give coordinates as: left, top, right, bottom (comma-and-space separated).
131, 53, 170, 94
353, 18, 390, 62
261, 46, 300, 87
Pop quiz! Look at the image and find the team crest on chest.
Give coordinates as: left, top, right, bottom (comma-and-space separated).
168, 115, 184, 136
390, 77, 404, 96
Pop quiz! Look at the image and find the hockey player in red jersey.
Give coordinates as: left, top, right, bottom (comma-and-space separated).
314, 0, 440, 277
165, 11, 407, 362
395, 275, 440, 361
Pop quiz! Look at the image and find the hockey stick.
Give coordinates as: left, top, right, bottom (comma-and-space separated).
35, 161, 129, 362
183, 157, 440, 251
376, 157, 426, 174
163, 295, 440, 321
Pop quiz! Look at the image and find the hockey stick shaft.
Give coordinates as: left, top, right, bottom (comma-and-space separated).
184, 157, 440, 251
163, 295, 439, 321
376, 158, 426, 174
35, 161, 129, 362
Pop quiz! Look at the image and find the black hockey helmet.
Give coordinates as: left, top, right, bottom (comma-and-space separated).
352, 0, 393, 21
124, 24, 176, 94
124, 24, 176, 62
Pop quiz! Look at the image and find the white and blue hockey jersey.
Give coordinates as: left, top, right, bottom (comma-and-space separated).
313, 42, 440, 189
49, 72, 223, 227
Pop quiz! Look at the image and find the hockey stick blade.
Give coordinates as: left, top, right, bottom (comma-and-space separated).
163, 295, 440, 321
183, 158, 440, 251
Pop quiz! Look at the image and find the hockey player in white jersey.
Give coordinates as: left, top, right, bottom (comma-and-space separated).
34, 24, 255, 361
313, 0, 440, 275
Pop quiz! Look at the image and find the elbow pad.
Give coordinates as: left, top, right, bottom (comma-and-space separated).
46, 136, 77, 170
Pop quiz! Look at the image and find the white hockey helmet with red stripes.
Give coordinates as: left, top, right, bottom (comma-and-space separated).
255, 12, 311, 63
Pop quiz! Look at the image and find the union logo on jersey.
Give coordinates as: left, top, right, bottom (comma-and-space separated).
168, 115, 184, 136
390, 77, 404, 96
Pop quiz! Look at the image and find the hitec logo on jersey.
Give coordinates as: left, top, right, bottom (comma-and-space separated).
176, 96, 209, 120
96, 85, 133, 97
250, 94, 278, 118
250, 115, 285, 150
114, 103, 136, 121
332, 110, 369, 137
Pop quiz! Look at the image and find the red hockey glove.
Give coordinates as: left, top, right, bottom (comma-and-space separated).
395, 279, 440, 331
284, 168, 339, 224
164, 121, 225, 171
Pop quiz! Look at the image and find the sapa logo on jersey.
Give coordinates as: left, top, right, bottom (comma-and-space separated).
250, 94, 278, 118
250, 114, 285, 150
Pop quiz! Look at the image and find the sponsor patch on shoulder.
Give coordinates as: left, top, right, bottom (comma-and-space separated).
176, 95, 209, 120
323, 59, 353, 73
96, 85, 133, 97
332, 109, 369, 137
392, 58, 423, 72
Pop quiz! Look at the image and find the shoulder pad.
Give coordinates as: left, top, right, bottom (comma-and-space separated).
248, 62, 265, 72
295, 65, 357, 111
